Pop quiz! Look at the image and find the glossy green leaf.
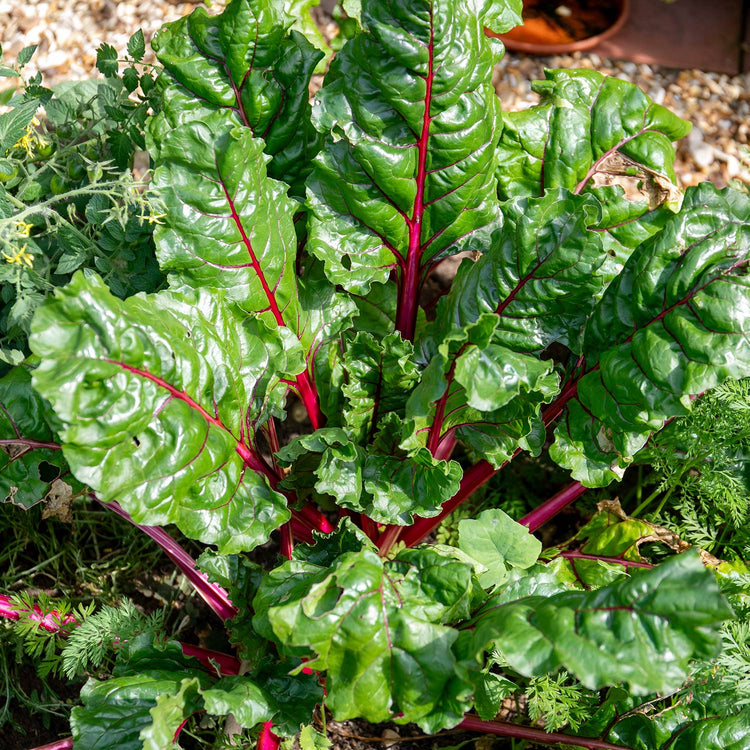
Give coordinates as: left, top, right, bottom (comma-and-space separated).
405, 314, 557, 467
280, 419, 462, 524
458, 508, 542, 590
152, 120, 354, 380
605, 706, 750, 750
473, 672, 518, 721
141, 678, 202, 750
0, 364, 76, 508
482, 0, 523, 33
496, 69, 691, 200
474, 552, 733, 695
307, 0, 503, 293
150, 0, 322, 193
30, 273, 292, 553
71, 675, 184, 750
339, 331, 421, 441
152, 123, 300, 327
201, 675, 275, 728
253, 537, 474, 731
551, 184, 750, 486
432, 190, 605, 354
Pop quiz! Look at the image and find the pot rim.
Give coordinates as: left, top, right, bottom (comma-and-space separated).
495, 0, 631, 55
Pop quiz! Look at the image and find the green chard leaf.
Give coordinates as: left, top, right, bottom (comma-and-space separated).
279, 418, 462, 525
496, 68, 691, 200
431, 189, 606, 355
474, 552, 733, 695
551, 184, 750, 486
405, 314, 558, 468
458, 508, 542, 590
306, 0, 503, 298
253, 521, 476, 731
149, 0, 322, 194
30, 273, 295, 553
152, 120, 355, 410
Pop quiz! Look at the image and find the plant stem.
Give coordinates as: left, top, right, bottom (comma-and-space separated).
0, 438, 61, 450
27, 739, 73, 750
458, 715, 630, 750
179, 643, 241, 675
519, 481, 588, 532
258, 721, 281, 750
557, 550, 653, 569
100, 499, 237, 621
395, 9, 434, 341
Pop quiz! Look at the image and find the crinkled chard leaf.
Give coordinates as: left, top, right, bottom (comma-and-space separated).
338, 331, 421, 440
279, 419, 462, 525
473, 552, 733, 695
431, 189, 605, 355
152, 120, 354, 421
0, 364, 80, 508
496, 69, 691, 200
30, 273, 294, 553
149, 0, 322, 194
307, 0, 503, 300
605, 705, 750, 750
551, 184, 750, 485
253, 523, 475, 731
405, 314, 557, 467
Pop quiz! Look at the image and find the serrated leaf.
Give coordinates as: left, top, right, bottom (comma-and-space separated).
253, 542, 474, 731
473, 672, 517, 721
458, 508, 542, 590
96, 43, 119, 77
122, 66, 140, 93
127, 30, 146, 62
17, 45, 38, 67
551, 184, 750, 486
474, 552, 733, 695
30, 273, 293, 553
0, 98, 39, 153
149, 0, 322, 194
307, 0, 503, 295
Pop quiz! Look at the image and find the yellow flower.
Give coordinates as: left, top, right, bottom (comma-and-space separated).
7, 115, 42, 156
15, 221, 32, 237
138, 212, 166, 226
2, 246, 34, 268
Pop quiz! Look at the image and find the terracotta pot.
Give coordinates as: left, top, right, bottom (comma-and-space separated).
489, 0, 630, 55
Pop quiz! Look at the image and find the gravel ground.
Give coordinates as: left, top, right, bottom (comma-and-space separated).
1, 0, 748, 189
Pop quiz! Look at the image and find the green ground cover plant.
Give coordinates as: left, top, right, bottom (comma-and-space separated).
2, 0, 750, 748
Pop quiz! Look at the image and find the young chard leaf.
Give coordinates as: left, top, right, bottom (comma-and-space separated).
551, 184, 750, 485
458, 508, 542, 590
30, 274, 295, 552
253, 525, 476, 731
307, 0, 504, 337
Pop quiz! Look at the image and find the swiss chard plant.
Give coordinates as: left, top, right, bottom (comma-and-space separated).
3, 0, 750, 748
